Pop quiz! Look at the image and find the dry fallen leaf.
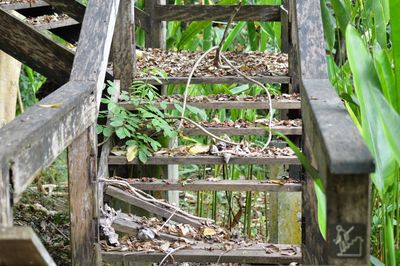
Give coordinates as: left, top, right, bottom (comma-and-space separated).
126, 145, 138, 162
39, 103, 62, 108
202, 227, 217, 237
188, 144, 210, 155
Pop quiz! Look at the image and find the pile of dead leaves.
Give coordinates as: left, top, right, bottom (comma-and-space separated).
26, 13, 70, 26
180, 118, 302, 129
136, 48, 288, 78
158, 93, 300, 103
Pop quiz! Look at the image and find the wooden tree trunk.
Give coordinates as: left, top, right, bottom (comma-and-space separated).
0, 51, 21, 127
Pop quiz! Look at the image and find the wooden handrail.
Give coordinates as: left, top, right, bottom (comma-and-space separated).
293, 0, 373, 265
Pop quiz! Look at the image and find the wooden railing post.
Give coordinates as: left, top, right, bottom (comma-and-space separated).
325, 174, 370, 265
68, 0, 119, 265
68, 125, 100, 265
145, 0, 166, 49
0, 163, 12, 227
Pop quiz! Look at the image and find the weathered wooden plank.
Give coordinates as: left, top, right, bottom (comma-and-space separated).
44, 0, 85, 22
145, 0, 166, 48
112, 0, 135, 90
105, 186, 203, 227
0, 226, 56, 265
136, 75, 290, 85
120, 98, 300, 110
294, 0, 374, 176
109, 155, 300, 165
32, 17, 79, 30
134, 7, 150, 33
181, 125, 302, 136
68, 126, 99, 266
0, 8, 74, 85
325, 174, 370, 265
154, 5, 281, 22
0, 81, 96, 201
301, 79, 374, 177
127, 179, 302, 192
0, 162, 11, 226
102, 244, 301, 264
70, 0, 119, 107
0, 0, 48, 10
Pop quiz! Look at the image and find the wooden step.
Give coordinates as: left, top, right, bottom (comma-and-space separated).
105, 186, 204, 228
102, 243, 301, 264
0, 0, 48, 10
120, 93, 301, 110
26, 15, 79, 30
181, 123, 302, 136
109, 154, 300, 165
135, 48, 289, 85
126, 179, 302, 192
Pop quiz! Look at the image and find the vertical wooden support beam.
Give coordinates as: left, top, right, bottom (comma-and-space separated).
112, 0, 135, 90
325, 174, 370, 265
145, 0, 166, 48
0, 163, 12, 227
68, 126, 100, 266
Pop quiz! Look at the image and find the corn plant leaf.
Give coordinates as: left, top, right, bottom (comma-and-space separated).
346, 24, 396, 195
320, 0, 336, 51
390, 0, 400, 112
331, 0, 351, 34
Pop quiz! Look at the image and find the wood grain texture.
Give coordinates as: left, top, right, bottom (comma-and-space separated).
68, 126, 99, 266
70, 0, 119, 107
136, 75, 290, 85
102, 244, 301, 264
105, 186, 203, 227
109, 155, 300, 165
0, 226, 56, 265
145, 0, 166, 48
0, 81, 96, 201
112, 0, 135, 90
134, 7, 150, 33
0, 163, 11, 226
294, 0, 374, 176
128, 179, 302, 192
44, 0, 85, 22
0, 8, 74, 86
154, 5, 281, 22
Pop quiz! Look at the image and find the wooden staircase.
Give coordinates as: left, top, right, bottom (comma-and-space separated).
0, 0, 374, 265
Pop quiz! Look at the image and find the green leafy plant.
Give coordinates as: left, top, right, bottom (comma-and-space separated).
97, 80, 177, 163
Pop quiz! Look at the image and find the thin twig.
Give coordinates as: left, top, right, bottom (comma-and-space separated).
167, 116, 239, 146
220, 54, 273, 150
214, 3, 242, 67
159, 245, 187, 266
17, 87, 24, 113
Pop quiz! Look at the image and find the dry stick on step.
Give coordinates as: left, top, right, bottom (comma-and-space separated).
100, 178, 213, 224
214, 3, 242, 68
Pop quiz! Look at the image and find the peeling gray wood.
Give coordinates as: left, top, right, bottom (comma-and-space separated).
70, 0, 119, 107
109, 155, 300, 165
145, 0, 166, 48
112, 0, 135, 90
0, 227, 56, 265
154, 5, 281, 22
68, 126, 99, 266
0, 0, 48, 10
0, 81, 96, 201
0, 162, 12, 226
0, 8, 74, 86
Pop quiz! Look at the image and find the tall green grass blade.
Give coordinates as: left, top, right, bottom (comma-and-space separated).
247, 22, 258, 51
331, 0, 351, 34
320, 0, 336, 51
222, 22, 246, 51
